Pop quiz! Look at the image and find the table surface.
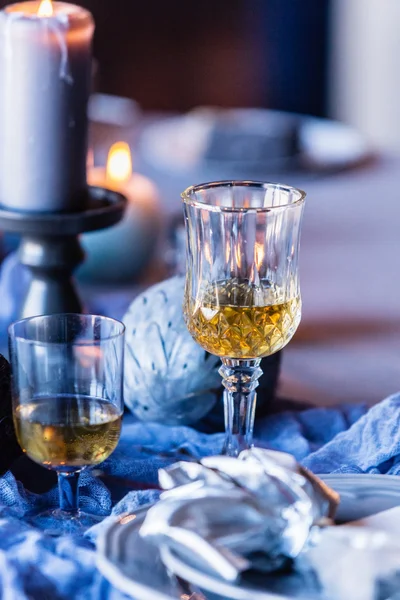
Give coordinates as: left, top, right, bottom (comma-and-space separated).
173, 156, 400, 408
279, 156, 400, 407
92, 117, 400, 408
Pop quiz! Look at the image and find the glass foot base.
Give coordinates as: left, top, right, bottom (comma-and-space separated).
25, 508, 103, 535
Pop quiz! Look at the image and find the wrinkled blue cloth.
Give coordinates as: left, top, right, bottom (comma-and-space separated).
0, 395, 400, 598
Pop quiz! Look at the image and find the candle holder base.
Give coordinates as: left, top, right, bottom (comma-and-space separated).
0, 187, 126, 318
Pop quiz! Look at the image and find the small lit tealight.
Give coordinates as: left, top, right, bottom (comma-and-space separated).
79, 143, 161, 283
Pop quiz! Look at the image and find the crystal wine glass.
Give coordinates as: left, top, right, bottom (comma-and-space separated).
9, 313, 125, 534
182, 181, 306, 456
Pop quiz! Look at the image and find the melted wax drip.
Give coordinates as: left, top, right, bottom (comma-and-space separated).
4, 9, 73, 84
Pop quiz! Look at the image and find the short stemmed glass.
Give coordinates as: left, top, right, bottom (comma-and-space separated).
182, 181, 306, 456
9, 313, 125, 533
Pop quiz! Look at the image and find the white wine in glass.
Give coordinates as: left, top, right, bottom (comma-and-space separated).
9, 313, 125, 534
182, 181, 306, 456
14, 395, 122, 468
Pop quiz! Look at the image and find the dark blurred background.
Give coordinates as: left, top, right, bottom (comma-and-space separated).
0, 0, 328, 116
85, 0, 330, 116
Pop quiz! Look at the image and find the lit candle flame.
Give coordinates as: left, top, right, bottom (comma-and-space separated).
38, 0, 53, 17
106, 142, 132, 185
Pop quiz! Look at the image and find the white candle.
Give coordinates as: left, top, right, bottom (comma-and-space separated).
0, 1, 94, 212
80, 142, 161, 283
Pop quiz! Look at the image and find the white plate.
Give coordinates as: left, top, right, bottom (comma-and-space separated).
96, 504, 178, 600
320, 474, 400, 522
97, 474, 400, 600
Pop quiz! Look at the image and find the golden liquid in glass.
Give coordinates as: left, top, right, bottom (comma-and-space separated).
185, 279, 301, 359
14, 395, 122, 469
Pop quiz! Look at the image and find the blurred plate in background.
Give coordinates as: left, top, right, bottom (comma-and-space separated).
139, 108, 372, 178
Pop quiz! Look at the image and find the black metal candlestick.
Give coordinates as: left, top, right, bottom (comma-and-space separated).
0, 186, 126, 318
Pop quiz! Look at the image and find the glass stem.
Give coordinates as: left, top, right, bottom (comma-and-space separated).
219, 358, 262, 457
58, 471, 81, 515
